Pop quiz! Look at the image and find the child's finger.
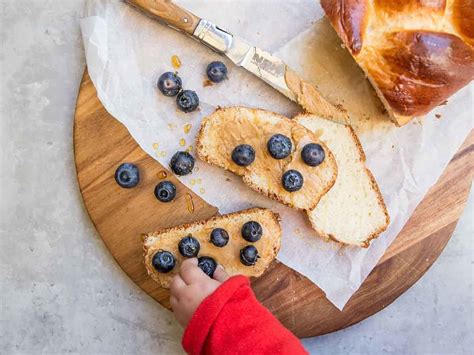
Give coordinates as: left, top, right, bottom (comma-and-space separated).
170, 295, 179, 310
180, 258, 205, 284
213, 265, 229, 283
170, 274, 186, 299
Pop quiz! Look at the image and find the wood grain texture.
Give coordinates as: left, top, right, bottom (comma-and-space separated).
126, 0, 200, 35
74, 70, 473, 338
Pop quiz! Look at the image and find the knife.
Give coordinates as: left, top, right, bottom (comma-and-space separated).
125, 0, 348, 122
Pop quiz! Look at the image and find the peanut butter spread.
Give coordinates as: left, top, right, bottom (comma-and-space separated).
199, 107, 338, 210
144, 209, 281, 288
285, 68, 348, 123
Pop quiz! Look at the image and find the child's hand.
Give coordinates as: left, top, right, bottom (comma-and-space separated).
170, 258, 229, 327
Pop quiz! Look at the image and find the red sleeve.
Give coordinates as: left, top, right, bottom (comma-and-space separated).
182, 275, 308, 355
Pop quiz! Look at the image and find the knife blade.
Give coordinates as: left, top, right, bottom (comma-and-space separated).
126, 0, 348, 122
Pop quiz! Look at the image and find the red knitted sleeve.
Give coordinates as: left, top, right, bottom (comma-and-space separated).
182, 275, 308, 355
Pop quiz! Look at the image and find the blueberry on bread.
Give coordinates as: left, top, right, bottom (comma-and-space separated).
198, 256, 217, 277
152, 251, 176, 273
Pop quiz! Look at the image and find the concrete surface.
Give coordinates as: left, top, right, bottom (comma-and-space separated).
1, 1, 472, 354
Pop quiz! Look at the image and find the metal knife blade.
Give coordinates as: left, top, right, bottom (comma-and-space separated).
125, 0, 348, 122
193, 20, 348, 122
223, 36, 297, 101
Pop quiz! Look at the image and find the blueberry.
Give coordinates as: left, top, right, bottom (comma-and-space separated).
178, 236, 200, 257
176, 90, 199, 113
206, 61, 228, 83
210, 228, 229, 247
157, 72, 182, 97
154, 181, 176, 202
267, 134, 292, 159
240, 245, 259, 266
241, 221, 263, 242
282, 170, 304, 192
114, 163, 140, 188
170, 151, 195, 176
198, 256, 217, 278
301, 143, 325, 167
152, 250, 176, 273
231, 144, 255, 166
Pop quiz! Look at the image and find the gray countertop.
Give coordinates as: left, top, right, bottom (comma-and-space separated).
1, 1, 472, 354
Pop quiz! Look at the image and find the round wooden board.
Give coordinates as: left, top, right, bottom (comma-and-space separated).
74, 70, 473, 338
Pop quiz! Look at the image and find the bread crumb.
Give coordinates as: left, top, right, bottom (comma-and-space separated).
203, 79, 213, 87
439, 100, 448, 106
435, 114, 442, 119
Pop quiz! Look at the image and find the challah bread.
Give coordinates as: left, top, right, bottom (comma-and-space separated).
143, 208, 281, 288
321, 0, 474, 126
296, 114, 389, 247
196, 107, 338, 210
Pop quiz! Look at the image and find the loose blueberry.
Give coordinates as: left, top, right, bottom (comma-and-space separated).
178, 236, 200, 257
114, 163, 140, 188
152, 250, 176, 273
210, 228, 229, 247
154, 181, 177, 202
157, 72, 182, 97
231, 144, 255, 166
198, 256, 217, 278
170, 151, 195, 176
206, 61, 228, 83
282, 170, 304, 192
267, 134, 292, 159
176, 90, 199, 113
241, 221, 263, 242
301, 143, 325, 167
240, 245, 259, 266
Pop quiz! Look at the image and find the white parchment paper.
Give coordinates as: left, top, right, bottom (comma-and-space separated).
80, 0, 473, 309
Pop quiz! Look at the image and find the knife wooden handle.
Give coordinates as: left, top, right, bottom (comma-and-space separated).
126, 0, 201, 35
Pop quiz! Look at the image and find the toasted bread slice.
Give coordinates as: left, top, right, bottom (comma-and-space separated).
296, 114, 389, 247
196, 107, 338, 210
143, 208, 281, 288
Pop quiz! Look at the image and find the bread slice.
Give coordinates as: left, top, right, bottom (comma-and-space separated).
295, 114, 389, 247
143, 208, 281, 288
196, 107, 338, 210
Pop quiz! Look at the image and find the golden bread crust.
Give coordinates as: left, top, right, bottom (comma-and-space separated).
321, 0, 474, 124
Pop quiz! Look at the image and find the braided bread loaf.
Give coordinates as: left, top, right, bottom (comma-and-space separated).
321, 0, 474, 125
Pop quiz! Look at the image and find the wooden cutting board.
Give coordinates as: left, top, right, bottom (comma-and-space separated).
74, 70, 473, 338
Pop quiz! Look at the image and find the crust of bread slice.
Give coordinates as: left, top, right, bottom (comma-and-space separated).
143, 208, 281, 288
196, 106, 338, 211
295, 114, 390, 247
